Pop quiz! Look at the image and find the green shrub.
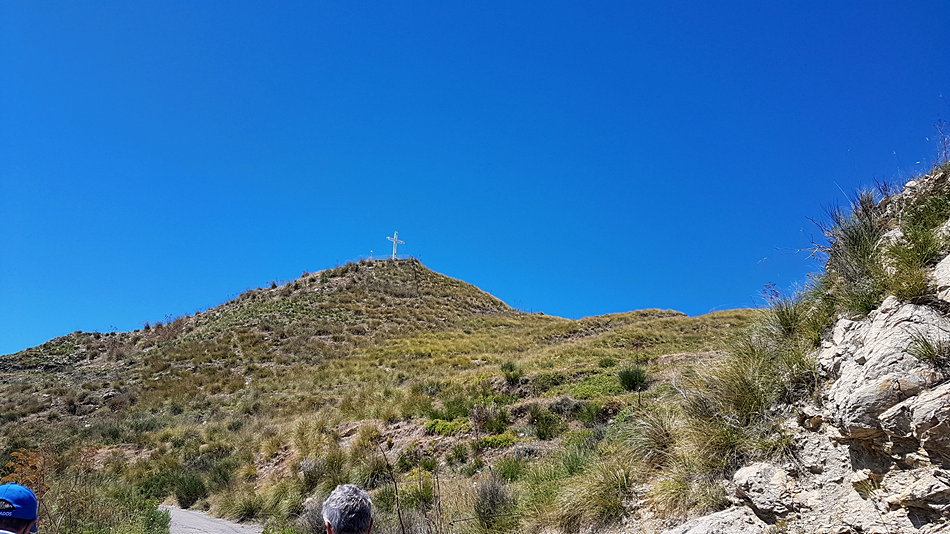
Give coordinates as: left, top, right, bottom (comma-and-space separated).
173, 471, 208, 509
419, 456, 437, 472
137, 469, 180, 501
396, 443, 424, 473
447, 443, 468, 464
469, 403, 509, 434
500, 361, 523, 384
350, 454, 389, 490
561, 430, 597, 450
532, 372, 567, 395
618, 366, 648, 392
549, 396, 584, 416
424, 418, 470, 436
143, 504, 171, 534
529, 405, 564, 440
559, 445, 594, 476
372, 485, 396, 512
220, 487, 265, 521
400, 471, 433, 510
598, 357, 617, 368
480, 431, 517, 449
573, 374, 625, 399
460, 456, 485, 477
577, 401, 604, 426
427, 392, 471, 421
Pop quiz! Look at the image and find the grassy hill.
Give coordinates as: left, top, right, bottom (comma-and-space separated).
0, 258, 756, 534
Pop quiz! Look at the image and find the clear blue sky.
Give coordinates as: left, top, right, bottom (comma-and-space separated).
2, 2, 950, 355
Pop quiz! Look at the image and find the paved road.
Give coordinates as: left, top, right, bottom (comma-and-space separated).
160, 506, 264, 534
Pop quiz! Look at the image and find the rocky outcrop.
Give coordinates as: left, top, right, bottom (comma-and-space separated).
818, 297, 948, 439
652, 169, 950, 534
717, 300, 950, 534
684, 294, 950, 534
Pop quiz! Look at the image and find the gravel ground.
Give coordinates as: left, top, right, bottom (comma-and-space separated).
160, 506, 263, 534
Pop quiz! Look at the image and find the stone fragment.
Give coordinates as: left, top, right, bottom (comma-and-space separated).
733, 462, 793, 522
662, 506, 768, 534
892, 468, 950, 514
880, 381, 950, 458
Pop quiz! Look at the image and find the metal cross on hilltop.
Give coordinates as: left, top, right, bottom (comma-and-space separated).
387, 231, 404, 260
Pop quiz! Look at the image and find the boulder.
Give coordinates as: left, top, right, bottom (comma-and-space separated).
880, 381, 950, 458
662, 506, 768, 534
888, 468, 950, 514
933, 253, 950, 302
732, 462, 793, 522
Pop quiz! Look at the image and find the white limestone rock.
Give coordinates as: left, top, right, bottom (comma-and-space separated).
732, 462, 794, 522
661, 507, 768, 534
932, 253, 950, 303
880, 381, 950, 458
820, 297, 949, 438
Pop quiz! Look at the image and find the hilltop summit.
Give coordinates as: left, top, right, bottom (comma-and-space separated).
0, 256, 754, 534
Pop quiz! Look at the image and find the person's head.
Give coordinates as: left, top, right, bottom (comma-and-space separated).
322, 484, 372, 534
0, 484, 37, 534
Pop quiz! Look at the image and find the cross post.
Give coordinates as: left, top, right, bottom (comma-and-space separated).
387, 232, 405, 260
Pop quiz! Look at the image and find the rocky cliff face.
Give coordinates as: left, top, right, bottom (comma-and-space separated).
665, 169, 950, 534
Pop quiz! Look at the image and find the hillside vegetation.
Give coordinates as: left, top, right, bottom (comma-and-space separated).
1, 258, 759, 533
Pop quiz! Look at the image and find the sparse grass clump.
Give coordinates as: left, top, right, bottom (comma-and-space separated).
500, 361, 523, 384
553, 456, 635, 532
474, 476, 517, 531
618, 365, 648, 391
622, 405, 678, 470
820, 189, 888, 315
907, 332, 950, 368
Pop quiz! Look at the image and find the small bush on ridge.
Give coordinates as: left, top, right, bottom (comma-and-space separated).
618, 366, 648, 392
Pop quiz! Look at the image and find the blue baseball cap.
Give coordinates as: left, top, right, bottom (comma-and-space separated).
0, 484, 38, 532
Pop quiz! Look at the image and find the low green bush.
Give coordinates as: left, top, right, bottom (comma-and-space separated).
400, 471, 434, 511
480, 431, 517, 449
173, 471, 207, 508
532, 371, 567, 395
447, 443, 468, 464
529, 405, 564, 440
573, 374, 625, 399
424, 418, 470, 436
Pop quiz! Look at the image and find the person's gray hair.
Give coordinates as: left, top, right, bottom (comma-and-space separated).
322, 484, 373, 534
